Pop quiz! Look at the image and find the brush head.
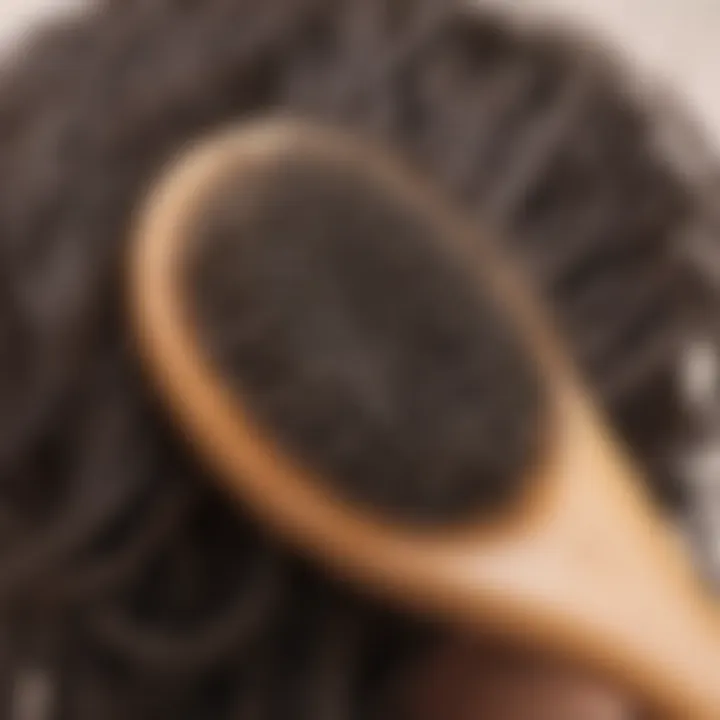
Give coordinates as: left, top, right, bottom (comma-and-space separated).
132, 121, 720, 718
180, 124, 546, 524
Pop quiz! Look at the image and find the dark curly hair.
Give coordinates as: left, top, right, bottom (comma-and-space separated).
0, 0, 713, 718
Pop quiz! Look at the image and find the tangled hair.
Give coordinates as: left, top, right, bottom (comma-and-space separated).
0, 0, 714, 717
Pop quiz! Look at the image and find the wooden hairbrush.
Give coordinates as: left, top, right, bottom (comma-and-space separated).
128, 119, 720, 718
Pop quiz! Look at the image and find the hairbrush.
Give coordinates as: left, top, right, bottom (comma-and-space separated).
128, 119, 720, 718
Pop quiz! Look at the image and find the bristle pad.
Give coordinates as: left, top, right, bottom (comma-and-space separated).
185, 138, 545, 524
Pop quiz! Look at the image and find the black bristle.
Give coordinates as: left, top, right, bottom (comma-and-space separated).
187, 142, 545, 523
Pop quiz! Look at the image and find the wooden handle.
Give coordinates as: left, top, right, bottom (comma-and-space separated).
128, 119, 720, 718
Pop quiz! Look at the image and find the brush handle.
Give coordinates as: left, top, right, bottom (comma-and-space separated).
446, 387, 720, 718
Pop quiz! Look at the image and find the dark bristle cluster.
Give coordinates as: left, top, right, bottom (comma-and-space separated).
188, 146, 545, 523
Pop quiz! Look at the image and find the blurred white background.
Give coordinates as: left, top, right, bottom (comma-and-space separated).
496, 0, 720, 147
0, 0, 718, 146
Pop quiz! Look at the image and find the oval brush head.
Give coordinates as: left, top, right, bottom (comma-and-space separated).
130, 120, 720, 718
185, 128, 545, 524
